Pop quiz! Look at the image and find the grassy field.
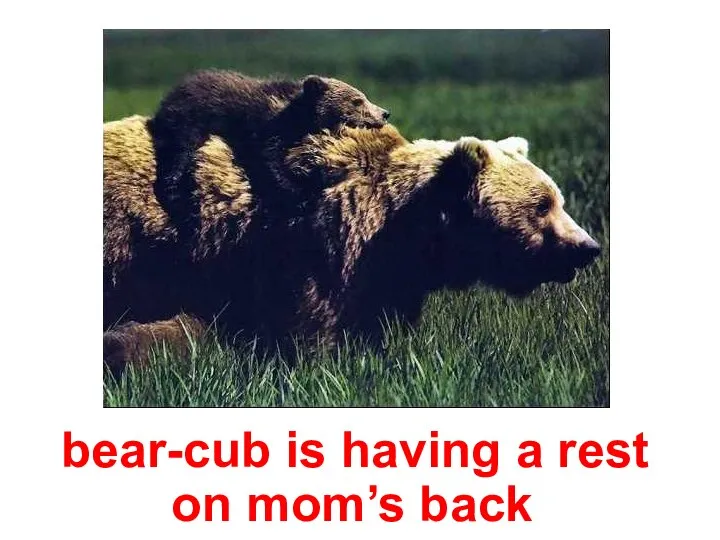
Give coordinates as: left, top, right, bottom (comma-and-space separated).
103, 30, 609, 407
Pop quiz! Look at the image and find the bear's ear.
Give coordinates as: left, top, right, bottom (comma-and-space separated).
450, 137, 491, 176
430, 137, 490, 200
497, 136, 529, 157
302, 75, 330, 97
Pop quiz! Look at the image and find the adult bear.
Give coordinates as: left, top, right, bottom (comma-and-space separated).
103, 115, 600, 373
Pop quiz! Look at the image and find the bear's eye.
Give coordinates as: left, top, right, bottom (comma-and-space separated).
537, 197, 552, 217
351, 98, 364, 107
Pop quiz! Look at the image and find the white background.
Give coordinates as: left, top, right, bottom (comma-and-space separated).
2, 1, 719, 538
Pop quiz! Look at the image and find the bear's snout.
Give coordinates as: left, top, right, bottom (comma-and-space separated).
551, 210, 601, 269
570, 237, 601, 269
368, 106, 389, 127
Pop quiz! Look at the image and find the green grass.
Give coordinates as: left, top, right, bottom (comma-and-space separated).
103, 30, 609, 407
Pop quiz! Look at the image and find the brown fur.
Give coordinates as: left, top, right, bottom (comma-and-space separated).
103, 315, 207, 378
148, 70, 390, 242
104, 116, 599, 372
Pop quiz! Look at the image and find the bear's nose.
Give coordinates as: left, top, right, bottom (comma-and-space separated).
573, 238, 601, 268
382, 109, 391, 120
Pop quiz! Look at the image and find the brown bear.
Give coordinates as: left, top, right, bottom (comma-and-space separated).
148, 70, 390, 243
103, 115, 600, 375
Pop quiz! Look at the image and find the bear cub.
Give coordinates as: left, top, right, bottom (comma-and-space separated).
148, 69, 390, 236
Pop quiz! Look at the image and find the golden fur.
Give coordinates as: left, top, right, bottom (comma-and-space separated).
103, 115, 599, 371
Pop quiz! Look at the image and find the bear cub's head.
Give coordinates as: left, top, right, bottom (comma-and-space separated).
432, 136, 601, 296
302, 75, 389, 131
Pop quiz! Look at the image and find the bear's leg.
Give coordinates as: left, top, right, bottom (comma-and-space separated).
153, 127, 206, 235
103, 314, 207, 379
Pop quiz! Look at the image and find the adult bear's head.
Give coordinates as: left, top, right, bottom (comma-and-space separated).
424, 136, 601, 296
287, 125, 601, 303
